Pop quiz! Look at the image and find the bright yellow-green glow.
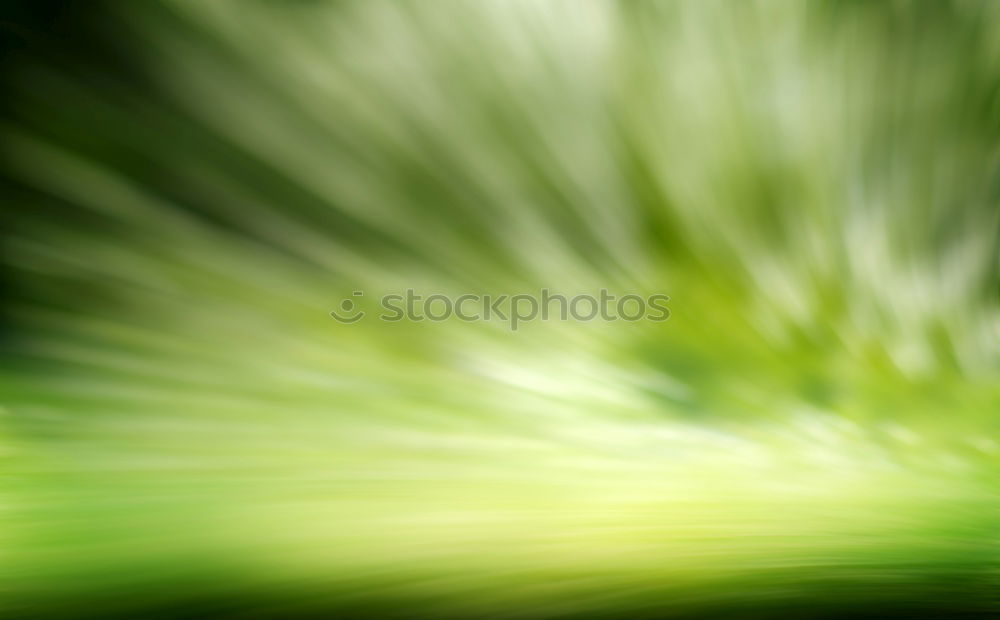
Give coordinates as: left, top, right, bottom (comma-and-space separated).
1, 1, 998, 617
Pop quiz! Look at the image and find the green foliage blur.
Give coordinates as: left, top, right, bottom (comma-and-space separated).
1, 1, 999, 617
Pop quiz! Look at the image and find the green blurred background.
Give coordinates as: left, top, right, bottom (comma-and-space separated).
1, 1, 998, 617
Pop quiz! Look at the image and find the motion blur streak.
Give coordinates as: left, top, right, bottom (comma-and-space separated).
1, 1, 999, 618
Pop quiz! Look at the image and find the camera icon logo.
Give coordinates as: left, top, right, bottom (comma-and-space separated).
330, 291, 365, 323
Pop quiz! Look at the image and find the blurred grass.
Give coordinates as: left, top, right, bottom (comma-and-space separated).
1, 0, 999, 617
